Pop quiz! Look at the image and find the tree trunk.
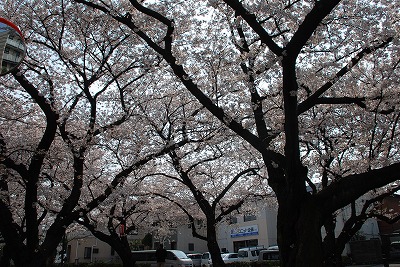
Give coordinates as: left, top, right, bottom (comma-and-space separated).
277, 200, 299, 267
4, 241, 60, 267
279, 197, 324, 267
0, 244, 11, 267
323, 215, 338, 267
116, 243, 136, 267
296, 200, 324, 267
13, 254, 47, 267
121, 255, 135, 267
206, 221, 225, 267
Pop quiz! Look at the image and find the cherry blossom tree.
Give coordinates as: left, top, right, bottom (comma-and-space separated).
0, 1, 190, 266
323, 185, 400, 266
114, 73, 272, 265
309, 124, 400, 266
75, 184, 151, 267
142, 109, 270, 266
73, 0, 400, 266
72, 68, 272, 266
69, 82, 213, 266
146, 151, 268, 267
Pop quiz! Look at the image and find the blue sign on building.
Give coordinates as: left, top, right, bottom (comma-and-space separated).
230, 225, 259, 238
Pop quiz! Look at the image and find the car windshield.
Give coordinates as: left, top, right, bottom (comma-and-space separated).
238, 251, 248, 258
173, 251, 189, 259
189, 254, 202, 259
202, 253, 210, 259
223, 253, 237, 258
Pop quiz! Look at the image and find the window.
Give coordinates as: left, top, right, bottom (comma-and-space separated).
166, 251, 176, 260
84, 247, 91, 259
261, 251, 279, 260
67, 244, 71, 261
171, 241, 177, 250
196, 219, 204, 227
202, 253, 210, 259
188, 243, 194, 251
238, 251, 248, 257
234, 239, 258, 252
93, 248, 99, 254
244, 214, 257, 222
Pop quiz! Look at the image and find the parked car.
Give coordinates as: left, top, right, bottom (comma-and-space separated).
221, 253, 239, 264
201, 252, 212, 267
238, 246, 265, 262
389, 241, 400, 260
187, 253, 203, 267
258, 248, 280, 262
131, 250, 193, 267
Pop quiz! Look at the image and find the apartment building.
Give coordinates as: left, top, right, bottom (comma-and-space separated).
218, 206, 278, 253
0, 24, 25, 74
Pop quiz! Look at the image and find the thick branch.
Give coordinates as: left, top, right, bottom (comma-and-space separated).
287, 0, 341, 58
318, 162, 400, 214
222, 0, 283, 55
298, 37, 393, 114
153, 193, 207, 241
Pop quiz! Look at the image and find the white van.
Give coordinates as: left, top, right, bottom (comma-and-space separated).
187, 253, 202, 267
237, 246, 265, 262
131, 250, 193, 267
201, 252, 212, 267
258, 249, 279, 262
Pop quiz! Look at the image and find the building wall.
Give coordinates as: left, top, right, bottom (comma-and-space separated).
377, 195, 400, 235
66, 207, 278, 262
217, 207, 278, 253
173, 224, 208, 253
325, 201, 381, 256
67, 235, 121, 264
67, 200, 384, 261
66, 226, 209, 263
0, 27, 25, 73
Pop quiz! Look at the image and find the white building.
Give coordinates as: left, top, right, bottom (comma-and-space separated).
152, 207, 278, 254
67, 234, 121, 264
0, 24, 25, 74
64, 207, 278, 263
218, 207, 278, 253
65, 202, 381, 263
167, 220, 208, 253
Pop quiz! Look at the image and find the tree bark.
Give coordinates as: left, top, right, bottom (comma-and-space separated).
295, 199, 324, 267
0, 244, 11, 267
278, 196, 325, 267
322, 215, 340, 267
120, 255, 136, 267
13, 253, 47, 267
206, 221, 225, 267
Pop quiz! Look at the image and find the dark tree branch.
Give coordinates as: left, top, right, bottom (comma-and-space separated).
298, 37, 394, 114
318, 162, 400, 214
153, 193, 207, 241
222, 0, 283, 55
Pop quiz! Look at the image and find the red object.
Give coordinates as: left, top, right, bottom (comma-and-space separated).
0, 18, 24, 39
119, 224, 125, 236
